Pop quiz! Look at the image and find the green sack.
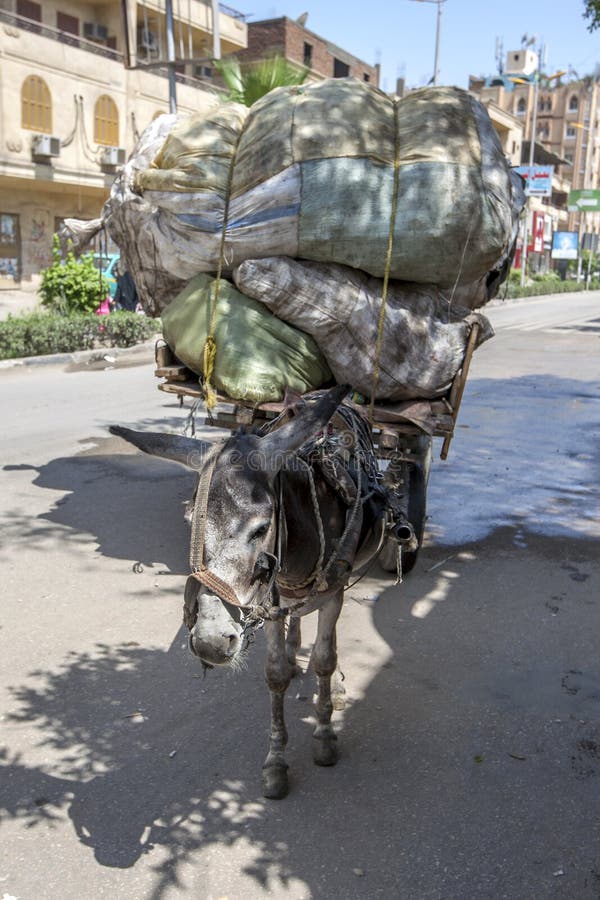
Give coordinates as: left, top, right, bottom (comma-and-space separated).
161, 274, 332, 403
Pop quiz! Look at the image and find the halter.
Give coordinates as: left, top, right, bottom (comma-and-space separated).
184, 439, 286, 634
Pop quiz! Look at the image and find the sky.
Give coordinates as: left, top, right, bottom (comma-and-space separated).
239, 1, 600, 92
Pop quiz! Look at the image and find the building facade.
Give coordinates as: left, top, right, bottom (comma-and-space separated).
470, 48, 600, 240
0, 0, 247, 286
237, 16, 379, 87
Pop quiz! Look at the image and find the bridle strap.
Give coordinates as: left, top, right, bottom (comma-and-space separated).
189, 439, 226, 573
189, 566, 246, 609
187, 438, 280, 617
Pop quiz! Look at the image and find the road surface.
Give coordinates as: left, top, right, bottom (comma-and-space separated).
0, 291, 599, 900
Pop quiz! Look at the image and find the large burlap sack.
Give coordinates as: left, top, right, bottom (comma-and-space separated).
233, 257, 494, 401
98, 80, 524, 314
161, 274, 332, 403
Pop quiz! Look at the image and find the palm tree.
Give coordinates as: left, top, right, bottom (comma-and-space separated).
214, 55, 309, 106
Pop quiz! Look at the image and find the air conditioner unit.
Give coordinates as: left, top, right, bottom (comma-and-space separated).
31, 134, 61, 158
83, 22, 109, 42
101, 146, 126, 167
138, 27, 158, 52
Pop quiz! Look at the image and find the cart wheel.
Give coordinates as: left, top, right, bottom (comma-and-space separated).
379, 437, 431, 575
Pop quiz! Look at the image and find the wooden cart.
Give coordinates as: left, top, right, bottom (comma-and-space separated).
154, 323, 480, 573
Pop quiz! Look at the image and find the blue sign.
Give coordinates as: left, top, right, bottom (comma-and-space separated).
515, 165, 554, 196
551, 231, 578, 260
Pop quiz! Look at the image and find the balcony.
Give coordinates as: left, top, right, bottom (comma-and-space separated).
0, 9, 123, 62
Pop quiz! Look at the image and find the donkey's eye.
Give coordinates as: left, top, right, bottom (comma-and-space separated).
249, 522, 270, 542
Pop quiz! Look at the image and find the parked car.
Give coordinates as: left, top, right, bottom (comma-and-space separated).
93, 252, 120, 299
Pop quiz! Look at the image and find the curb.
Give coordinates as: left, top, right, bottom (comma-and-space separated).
0, 336, 159, 371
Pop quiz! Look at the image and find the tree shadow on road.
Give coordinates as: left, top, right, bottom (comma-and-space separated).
2, 529, 600, 898
2, 375, 600, 896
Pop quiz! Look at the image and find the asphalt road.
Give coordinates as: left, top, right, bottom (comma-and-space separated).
1, 292, 599, 900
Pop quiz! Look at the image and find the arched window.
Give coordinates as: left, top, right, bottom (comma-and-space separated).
568, 95, 579, 112
94, 95, 119, 146
21, 75, 52, 132
516, 97, 526, 115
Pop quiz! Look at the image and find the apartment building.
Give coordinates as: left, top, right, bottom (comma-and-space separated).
237, 16, 379, 86
0, 0, 247, 286
469, 47, 600, 235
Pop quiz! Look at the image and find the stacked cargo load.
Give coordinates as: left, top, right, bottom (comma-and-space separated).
63, 79, 525, 405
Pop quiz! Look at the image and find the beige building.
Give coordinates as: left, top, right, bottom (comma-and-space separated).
0, 0, 247, 286
470, 48, 600, 237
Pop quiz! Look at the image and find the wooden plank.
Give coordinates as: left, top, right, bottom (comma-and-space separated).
155, 344, 175, 368
158, 381, 204, 398
440, 322, 480, 460
154, 366, 190, 381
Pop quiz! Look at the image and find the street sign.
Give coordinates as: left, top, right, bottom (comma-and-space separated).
515, 165, 554, 196
567, 189, 600, 211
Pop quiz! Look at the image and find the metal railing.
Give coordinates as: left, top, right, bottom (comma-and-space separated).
218, 3, 247, 21
0, 9, 123, 62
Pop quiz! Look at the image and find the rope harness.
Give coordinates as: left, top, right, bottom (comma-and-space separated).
183, 402, 413, 639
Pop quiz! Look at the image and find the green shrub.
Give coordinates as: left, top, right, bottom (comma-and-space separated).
39, 235, 109, 314
100, 311, 158, 347
499, 277, 595, 299
0, 311, 158, 360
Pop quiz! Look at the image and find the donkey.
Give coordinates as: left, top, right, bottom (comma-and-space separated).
110, 385, 413, 798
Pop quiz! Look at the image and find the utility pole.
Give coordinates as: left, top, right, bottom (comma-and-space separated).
433, 0, 443, 85
520, 41, 543, 287
212, 0, 221, 61
165, 0, 177, 113
409, 0, 446, 86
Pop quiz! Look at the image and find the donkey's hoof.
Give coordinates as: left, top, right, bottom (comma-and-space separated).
313, 735, 338, 767
262, 764, 289, 799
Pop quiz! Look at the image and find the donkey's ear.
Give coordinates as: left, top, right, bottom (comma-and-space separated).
109, 426, 212, 470
258, 384, 350, 463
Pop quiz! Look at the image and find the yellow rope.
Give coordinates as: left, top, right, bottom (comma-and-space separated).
369, 96, 401, 424
202, 119, 245, 410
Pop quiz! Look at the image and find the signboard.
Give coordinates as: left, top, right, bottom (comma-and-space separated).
516, 165, 554, 196
528, 211, 545, 254
582, 232, 599, 253
551, 231, 578, 260
567, 189, 600, 212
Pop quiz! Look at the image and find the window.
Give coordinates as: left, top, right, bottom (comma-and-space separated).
566, 125, 576, 139
21, 76, 52, 133
516, 97, 526, 115
16, 0, 41, 31
564, 152, 573, 164
57, 11, 78, 35
363, 73, 370, 82
94, 95, 119, 146
57, 11, 79, 45
303, 42, 313, 67
568, 95, 579, 112
333, 58, 350, 78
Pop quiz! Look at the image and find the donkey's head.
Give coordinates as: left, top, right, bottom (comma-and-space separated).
110, 385, 348, 668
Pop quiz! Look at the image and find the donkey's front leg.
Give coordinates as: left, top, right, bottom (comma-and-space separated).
311, 590, 344, 767
286, 616, 302, 677
263, 618, 293, 799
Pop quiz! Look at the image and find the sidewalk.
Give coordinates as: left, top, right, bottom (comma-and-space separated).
0, 282, 41, 320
